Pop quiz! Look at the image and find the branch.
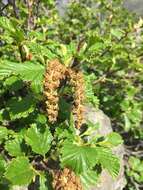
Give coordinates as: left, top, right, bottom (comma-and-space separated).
26, 0, 34, 30
8, 0, 19, 18
0, 4, 9, 16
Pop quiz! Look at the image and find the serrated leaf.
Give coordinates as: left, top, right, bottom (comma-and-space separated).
61, 143, 98, 174
0, 126, 8, 143
28, 42, 56, 61
96, 147, 120, 178
80, 170, 99, 190
25, 124, 53, 156
5, 136, 25, 157
0, 60, 45, 92
6, 95, 36, 120
5, 157, 35, 185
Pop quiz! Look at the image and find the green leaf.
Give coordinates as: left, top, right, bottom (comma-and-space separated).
84, 74, 99, 107
124, 114, 131, 131
111, 29, 123, 39
36, 114, 47, 124
0, 60, 45, 92
0, 109, 10, 122
39, 173, 53, 190
0, 155, 7, 178
0, 126, 8, 143
61, 143, 120, 177
102, 132, 123, 147
129, 156, 141, 171
80, 170, 99, 190
88, 42, 105, 52
96, 147, 120, 178
61, 143, 98, 174
4, 76, 23, 92
5, 157, 35, 185
0, 17, 15, 33
5, 136, 25, 157
39, 174, 48, 190
25, 124, 53, 156
0, 17, 24, 42
28, 42, 56, 61
6, 95, 36, 120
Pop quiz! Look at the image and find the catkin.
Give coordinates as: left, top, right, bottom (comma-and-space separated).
68, 69, 85, 129
43, 60, 66, 123
43, 59, 85, 128
52, 168, 83, 190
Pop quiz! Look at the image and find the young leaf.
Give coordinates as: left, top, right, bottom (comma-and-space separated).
61, 143, 98, 174
25, 124, 53, 156
5, 157, 35, 185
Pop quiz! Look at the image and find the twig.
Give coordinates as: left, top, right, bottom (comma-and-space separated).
8, 0, 19, 18
0, 4, 9, 15
93, 75, 107, 84
130, 177, 140, 190
125, 148, 143, 157
11, 0, 19, 18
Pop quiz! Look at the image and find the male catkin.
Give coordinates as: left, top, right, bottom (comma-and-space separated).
68, 69, 85, 129
43, 60, 66, 123
52, 168, 83, 190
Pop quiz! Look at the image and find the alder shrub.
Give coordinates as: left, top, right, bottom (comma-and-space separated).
0, 0, 143, 190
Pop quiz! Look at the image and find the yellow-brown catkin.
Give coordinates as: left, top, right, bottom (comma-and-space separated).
52, 168, 83, 190
43, 60, 66, 123
68, 69, 85, 129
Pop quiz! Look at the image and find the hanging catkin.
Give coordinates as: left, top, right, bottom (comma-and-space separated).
68, 69, 85, 129
52, 168, 83, 190
43, 60, 66, 123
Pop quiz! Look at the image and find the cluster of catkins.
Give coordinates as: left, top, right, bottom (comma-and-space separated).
43, 59, 85, 128
52, 168, 83, 190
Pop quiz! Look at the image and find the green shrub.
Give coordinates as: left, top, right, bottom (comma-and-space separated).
0, 0, 143, 189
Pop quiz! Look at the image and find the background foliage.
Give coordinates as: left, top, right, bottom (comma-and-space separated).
0, 0, 143, 190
